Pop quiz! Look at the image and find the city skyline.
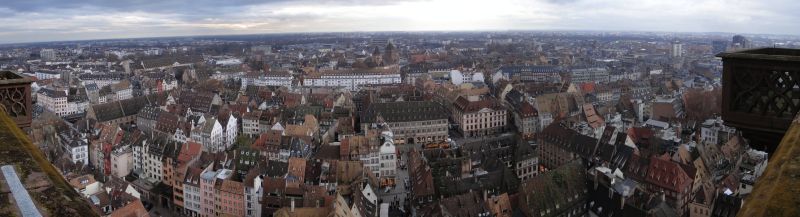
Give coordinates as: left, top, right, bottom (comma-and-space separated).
2, 0, 799, 44
0, 9, 792, 216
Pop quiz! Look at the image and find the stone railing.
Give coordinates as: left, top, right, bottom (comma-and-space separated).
0, 108, 97, 216
717, 48, 800, 152
0, 71, 34, 129
736, 112, 800, 217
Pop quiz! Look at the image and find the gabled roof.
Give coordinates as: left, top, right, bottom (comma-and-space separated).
453, 96, 502, 113
518, 160, 587, 217
583, 103, 605, 129
155, 112, 180, 134
539, 124, 600, 159
177, 90, 215, 113
516, 101, 539, 118
109, 199, 148, 217
91, 92, 168, 122
498, 65, 563, 74
645, 154, 693, 193
711, 192, 742, 217
177, 141, 202, 165
39, 88, 67, 98
136, 106, 161, 121
218, 179, 245, 195
360, 101, 448, 123
287, 157, 307, 182
486, 193, 513, 217
438, 191, 490, 217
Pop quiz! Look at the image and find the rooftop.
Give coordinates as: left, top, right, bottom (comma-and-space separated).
360, 101, 448, 123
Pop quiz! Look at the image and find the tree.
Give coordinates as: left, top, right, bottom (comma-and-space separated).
683, 88, 722, 120
233, 135, 254, 150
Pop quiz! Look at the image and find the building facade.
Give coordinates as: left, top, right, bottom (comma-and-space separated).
38, 88, 69, 116
452, 95, 507, 138
110, 145, 133, 178
360, 101, 449, 144
190, 116, 225, 153
303, 69, 402, 91
242, 71, 294, 88
570, 67, 609, 84
496, 65, 563, 84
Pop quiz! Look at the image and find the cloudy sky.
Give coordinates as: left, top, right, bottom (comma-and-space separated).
0, 0, 797, 43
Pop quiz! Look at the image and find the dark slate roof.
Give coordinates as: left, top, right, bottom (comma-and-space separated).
587, 182, 647, 217
610, 142, 634, 170
438, 191, 490, 217
265, 160, 288, 178
78, 73, 127, 81
539, 124, 599, 160
85, 83, 99, 91
360, 101, 448, 123
711, 193, 742, 217
505, 89, 526, 105
514, 140, 537, 162
453, 96, 503, 113
137, 106, 161, 121
518, 160, 587, 217
498, 65, 563, 74
91, 92, 168, 122
178, 90, 215, 114
598, 131, 633, 170
155, 112, 180, 134
39, 88, 67, 98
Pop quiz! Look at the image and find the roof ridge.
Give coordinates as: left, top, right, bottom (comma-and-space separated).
118, 100, 126, 117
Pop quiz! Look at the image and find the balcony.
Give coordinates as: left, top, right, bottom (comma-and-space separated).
717, 48, 800, 152
0, 71, 34, 129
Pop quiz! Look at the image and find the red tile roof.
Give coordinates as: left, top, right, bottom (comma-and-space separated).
646, 154, 693, 194
580, 82, 596, 93
583, 103, 605, 129
177, 141, 202, 165
453, 96, 502, 113
627, 127, 654, 145
518, 102, 538, 118
110, 199, 149, 217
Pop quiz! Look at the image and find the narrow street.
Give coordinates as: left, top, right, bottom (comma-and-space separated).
378, 143, 417, 214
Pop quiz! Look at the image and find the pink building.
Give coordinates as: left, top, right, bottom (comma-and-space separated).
216, 179, 245, 216
200, 168, 234, 217
199, 167, 218, 217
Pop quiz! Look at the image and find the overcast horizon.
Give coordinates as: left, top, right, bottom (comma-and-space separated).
2, 0, 799, 44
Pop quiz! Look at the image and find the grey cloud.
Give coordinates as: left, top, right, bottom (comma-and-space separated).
0, 0, 798, 44
0, 0, 425, 13
1, 0, 283, 12
0, 0, 430, 23
541, 0, 582, 4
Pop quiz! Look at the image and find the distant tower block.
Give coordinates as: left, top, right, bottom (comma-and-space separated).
671, 41, 683, 58
732, 35, 751, 50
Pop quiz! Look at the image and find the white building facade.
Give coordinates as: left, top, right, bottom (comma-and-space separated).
304, 71, 402, 91
378, 131, 397, 185
37, 88, 69, 116
242, 72, 294, 88
190, 117, 225, 153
